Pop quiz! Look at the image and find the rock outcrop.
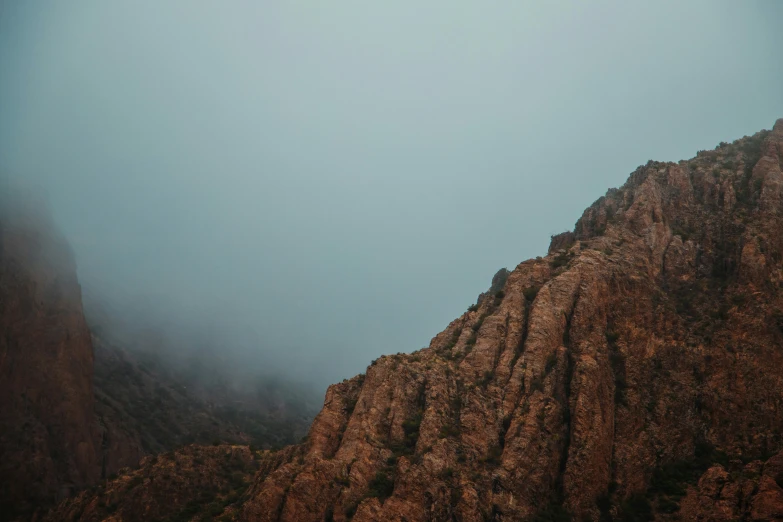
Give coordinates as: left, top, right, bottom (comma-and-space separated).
0, 192, 102, 519
46, 119, 783, 521
679, 450, 783, 521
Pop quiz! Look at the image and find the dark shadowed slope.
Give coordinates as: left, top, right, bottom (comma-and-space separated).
92, 333, 315, 457
0, 191, 102, 519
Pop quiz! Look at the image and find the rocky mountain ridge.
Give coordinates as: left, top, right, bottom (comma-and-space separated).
46, 118, 783, 521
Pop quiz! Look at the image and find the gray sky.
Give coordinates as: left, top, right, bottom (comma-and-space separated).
1, 1, 782, 389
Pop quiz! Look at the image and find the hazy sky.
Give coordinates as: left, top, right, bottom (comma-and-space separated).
1, 1, 782, 388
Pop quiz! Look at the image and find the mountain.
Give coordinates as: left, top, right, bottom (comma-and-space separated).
44, 118, 783, 521
92, 333, 314, 457
0, 192, 103, 519
0, 189, 315, 521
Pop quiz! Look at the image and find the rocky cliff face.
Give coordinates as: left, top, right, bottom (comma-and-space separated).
46, 119, 783, 521
0, 194, 102, 520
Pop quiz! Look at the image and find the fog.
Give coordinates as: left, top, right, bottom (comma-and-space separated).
1, 1, 782, 390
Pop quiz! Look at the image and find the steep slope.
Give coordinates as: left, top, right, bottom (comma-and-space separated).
92, 334, 314, 458
45, 444, 285, 522
46, 119, 783, 522
0, 193, 102, 519
0, 191, 315, 521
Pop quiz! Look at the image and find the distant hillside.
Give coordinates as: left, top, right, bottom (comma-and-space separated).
0, 188, 318, 521
92, 333, 316, 457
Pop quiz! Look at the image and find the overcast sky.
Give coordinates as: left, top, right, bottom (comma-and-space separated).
1, 1, 782, 389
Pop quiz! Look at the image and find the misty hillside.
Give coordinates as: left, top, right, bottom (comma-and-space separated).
83, 290, 320, 452
0, 188, 318, 521
93, 334, 315, 455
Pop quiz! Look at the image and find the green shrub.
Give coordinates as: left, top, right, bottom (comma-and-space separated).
391, 409, 423, 457
439, 424, 461, 439
523, 286, 541, 302
345, 397, 359, 415
479, 370, 494, 388
472, 314, 487, 332
366, 469, 395, 502
550, 252, 573, 269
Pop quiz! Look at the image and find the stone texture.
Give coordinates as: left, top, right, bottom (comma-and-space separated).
0, 196, 102, 519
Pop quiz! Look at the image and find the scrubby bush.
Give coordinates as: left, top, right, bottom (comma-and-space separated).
523, 285, 541, 302
366, 469, 395, 502
550, 252, 573, 269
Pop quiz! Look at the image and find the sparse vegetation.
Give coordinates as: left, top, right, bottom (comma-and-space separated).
478, 370, 494, 388
549, 251, 574, 269
439, 423, 461, 439
366, 469, 395, 502
523, 285, 541, 302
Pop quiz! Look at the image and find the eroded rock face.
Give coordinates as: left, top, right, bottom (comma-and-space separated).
679, 451, 783, 521
230, 120, 783, 521
0, 194, 101, 519
46, 120, 783, 521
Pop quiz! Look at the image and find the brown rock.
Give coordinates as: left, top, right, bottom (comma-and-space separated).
0, 193, 102, 518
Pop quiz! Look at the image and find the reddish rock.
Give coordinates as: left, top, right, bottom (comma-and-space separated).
0, 193, 102, 518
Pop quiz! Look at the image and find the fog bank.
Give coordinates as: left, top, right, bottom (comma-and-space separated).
1, 1, 782, 389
